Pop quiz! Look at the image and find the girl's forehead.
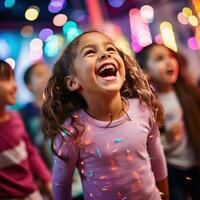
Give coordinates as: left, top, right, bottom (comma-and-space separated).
79, 32, 113, 46
149, 45, 170, 56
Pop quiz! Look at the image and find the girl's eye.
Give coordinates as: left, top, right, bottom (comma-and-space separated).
107, 47, 116, 52
155, 55, 164, 61
84, 49, 95, 56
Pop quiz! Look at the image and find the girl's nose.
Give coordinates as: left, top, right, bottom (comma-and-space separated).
98, 51, 111, 60
12, 80, 17, 91
165, 57, 171, 64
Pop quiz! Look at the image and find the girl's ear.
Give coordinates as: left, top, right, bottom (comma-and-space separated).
65, 75, 80, 91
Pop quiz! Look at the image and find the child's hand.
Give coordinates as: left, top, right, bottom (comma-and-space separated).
166, 122, 183, 143
45, 181, 53, 200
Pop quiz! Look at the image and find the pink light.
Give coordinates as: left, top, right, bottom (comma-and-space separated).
85, 0, 104, 28
131, 36, 143, 53
188, 37, 199, 50
53, 14, 67, 26
129, 8, 140, 17
155, 34, 163, 44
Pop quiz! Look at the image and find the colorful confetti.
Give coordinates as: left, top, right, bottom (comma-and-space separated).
61, 129, 69, 136
88, 170, 94, 177
114, 138, 124, 143
96, 149, 102, 157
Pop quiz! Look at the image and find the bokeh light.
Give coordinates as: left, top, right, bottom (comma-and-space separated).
30, 38, 43, 52
63, 21, 77, 34
44, 35, 64, 57
177, 12, 189, 25
188, 37, 199, 50
108, 0, 126, 8
0, 40, 10, 59
182, 7, 192, 17
66, 28, 82, 42
198, 12, 200, 19
70, 9, 86, 22
140, 5, 154, 23
39, 28, 54, 41
21, 25, 34, 38
129, 8, 152, 52
155, 34, 163, 44
29, 50, 43, 61
160, 21, 177, 52
48, 0, 65, 13
25, 6, 40, 21
5, 58, 15, 69
53, 14, 67, 26
188, 15, 199, 26
4, 0, 15, 8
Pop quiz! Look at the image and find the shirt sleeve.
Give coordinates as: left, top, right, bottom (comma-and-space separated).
15, 111, 52, 183
23, 129, 52, 183
147, 119, 168, 182
52, 134, 80, 200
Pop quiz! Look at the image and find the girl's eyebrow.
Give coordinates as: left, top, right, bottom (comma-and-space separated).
80, 44, 94, 54
80, 42, 115, 54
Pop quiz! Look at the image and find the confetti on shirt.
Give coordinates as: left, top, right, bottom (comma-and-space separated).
96, 149, 102, 157
114, 138, 124, 143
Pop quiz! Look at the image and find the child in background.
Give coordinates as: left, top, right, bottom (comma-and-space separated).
0, 60, 52, 199
42, 31, 169, 200
21, 61, 83, 199
136, 43, 200, 200
20, 61, 52, 168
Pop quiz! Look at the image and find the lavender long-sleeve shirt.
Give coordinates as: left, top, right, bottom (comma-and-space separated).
53, 98, 167, 200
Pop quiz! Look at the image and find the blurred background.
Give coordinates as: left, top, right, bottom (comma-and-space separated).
0, 0, 200, 107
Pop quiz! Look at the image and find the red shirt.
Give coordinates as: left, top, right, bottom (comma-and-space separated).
0, 111, 51, 198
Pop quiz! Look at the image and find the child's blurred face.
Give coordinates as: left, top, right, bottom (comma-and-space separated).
29, 63, 51, 98
0, 76, 17, 106
72, 32, 126, 96
146, 45, 179, 86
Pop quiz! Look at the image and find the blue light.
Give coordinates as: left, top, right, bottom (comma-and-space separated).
66, 28, 82, 42
63, 21, 77, 34
108, 0, 125, 8
4, 0, 15, 8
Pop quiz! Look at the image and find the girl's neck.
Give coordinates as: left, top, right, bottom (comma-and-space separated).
0, 106, 10, 123
85, 93, 127, 121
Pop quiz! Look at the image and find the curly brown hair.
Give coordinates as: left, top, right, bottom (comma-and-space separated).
42, 31, 164, 155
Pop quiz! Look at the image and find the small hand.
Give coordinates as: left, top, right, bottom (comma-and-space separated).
45, 181, 53, 200
166, 122, 183, 143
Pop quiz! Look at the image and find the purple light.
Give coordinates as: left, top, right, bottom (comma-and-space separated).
108, 0, 125, 8
71, 9, 86, 22
48, 0, 66, 13
188, 37, 199, 50
39, 28, 54, 41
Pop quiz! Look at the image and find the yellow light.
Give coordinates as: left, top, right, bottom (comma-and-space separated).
198, 12, 200, 19
160, 21, 172, 29
25, 6, 40, 21
188, 15, 199, 26
160, 21, 177, 52
195, 24, 200, 46
192, 0, 200, 13
182, 7, 192, 17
